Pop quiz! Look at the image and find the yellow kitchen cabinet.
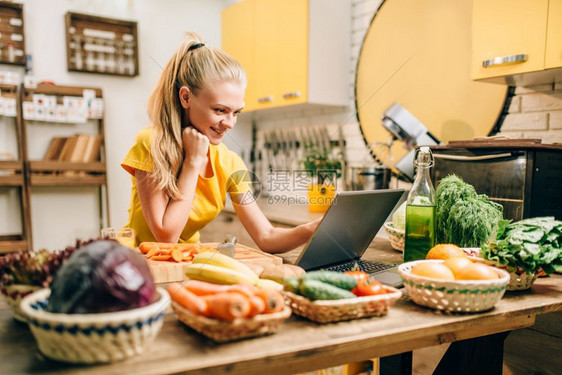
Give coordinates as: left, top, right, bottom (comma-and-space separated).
222, 0, 350, 112
545, 0, 562, 69
472, 0, 562, 85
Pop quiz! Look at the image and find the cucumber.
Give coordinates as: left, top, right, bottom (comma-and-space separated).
283, 277, 301, 293
299, 279, 357, 301
302, 270, 358, 290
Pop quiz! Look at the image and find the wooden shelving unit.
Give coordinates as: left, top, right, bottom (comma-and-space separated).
0, 1, 26, 66
0, 84, 30, 254
20, 83, 109, 250
65, 12, 139, 76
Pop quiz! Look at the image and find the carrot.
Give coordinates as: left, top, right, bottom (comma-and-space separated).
255, 289, 285, 313
226, 284, 257, 299
166, 283, 207, 315
140, 242, 197, 254
184, 280, 231, 296
139, 242, 154, 254
149, 254, 172, 261
182, 252, 194, 262
145, 248, 170, 258
248, 295, 266, 317
203, 293, 251, 321
171, 248, 183, 262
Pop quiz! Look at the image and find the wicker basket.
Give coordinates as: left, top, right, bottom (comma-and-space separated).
20, 287, 170, 364
398, 260, 510, 313
1, 284, 41, 322
465, 251, 540, 291
171, 301, 292, 343
383, 223, 404, 252
505, 270, 539, 291
284, 286, 402, 323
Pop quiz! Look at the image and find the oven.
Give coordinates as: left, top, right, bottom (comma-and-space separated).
430, 141, 562, 221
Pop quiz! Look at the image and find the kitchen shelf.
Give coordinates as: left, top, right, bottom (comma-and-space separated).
0, 1, 26, 66
65, 12, 139, 76
0, 83, 30, 254
19, 83, 109, 250
0, 160, 23, 183
0, 236, 27, 254
29, 161, 106, 186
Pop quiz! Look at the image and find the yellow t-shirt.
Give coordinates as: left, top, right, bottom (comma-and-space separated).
121, 127, 251, 245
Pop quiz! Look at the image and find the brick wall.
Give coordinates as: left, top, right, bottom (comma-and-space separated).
498, 82, 562, 143
251, 0, 562, 168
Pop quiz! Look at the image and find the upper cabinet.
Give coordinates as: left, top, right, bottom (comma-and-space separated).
222, 0, 350, 112
545, 0, 562, 70
472, 0, 562, 86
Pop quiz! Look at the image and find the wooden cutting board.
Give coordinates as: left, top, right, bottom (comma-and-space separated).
140, 243, 283, 284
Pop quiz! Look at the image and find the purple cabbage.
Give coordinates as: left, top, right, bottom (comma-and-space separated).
46, 240, 157, 314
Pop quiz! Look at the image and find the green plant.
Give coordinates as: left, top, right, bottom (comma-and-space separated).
301, 144, 342, 185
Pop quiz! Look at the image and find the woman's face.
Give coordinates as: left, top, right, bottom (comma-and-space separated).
180, 80, 245, 145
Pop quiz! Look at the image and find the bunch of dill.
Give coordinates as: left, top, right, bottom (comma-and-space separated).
436, 174, 503, 247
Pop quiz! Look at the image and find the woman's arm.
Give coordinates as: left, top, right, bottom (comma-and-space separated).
136, 127, 209, 243
232, 195, 321, 253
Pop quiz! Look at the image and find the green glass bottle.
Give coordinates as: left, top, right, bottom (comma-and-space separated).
404, 147, 436, 262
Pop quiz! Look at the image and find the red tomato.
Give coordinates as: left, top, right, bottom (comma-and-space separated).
351, 279, 386, 296
345, 270, 370, 283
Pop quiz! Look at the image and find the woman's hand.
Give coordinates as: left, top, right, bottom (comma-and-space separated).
182, 126, 209, 169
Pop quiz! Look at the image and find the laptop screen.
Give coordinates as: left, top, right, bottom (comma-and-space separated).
296, 189, 405, 270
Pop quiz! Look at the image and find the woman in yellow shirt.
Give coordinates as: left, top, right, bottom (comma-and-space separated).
122, 32, 319, 253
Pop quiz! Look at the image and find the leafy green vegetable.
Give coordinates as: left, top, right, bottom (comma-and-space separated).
436, 174, 503, 247
480, 217, 562, 275
0, 241, 86, 288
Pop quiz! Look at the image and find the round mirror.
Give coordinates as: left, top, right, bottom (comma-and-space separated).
355, 0, 510, 171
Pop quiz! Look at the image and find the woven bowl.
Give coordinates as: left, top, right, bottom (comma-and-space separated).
1, 284, 41, 322
20, 287, 170, 364
383, 223, 405, 252
463, 249, 540, 291
171, 301, 292, 343
284, 286, 402, 323
398, 260, 509, 313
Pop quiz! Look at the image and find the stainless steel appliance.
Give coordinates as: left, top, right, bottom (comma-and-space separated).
381, 103, 441, 180
431, 140, 562, 221
346, 166, 390, 191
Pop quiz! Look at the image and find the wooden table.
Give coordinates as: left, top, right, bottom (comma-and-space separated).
1, 238, 561, 375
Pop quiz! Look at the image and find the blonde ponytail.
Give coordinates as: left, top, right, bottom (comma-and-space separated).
147, 32, 246, 200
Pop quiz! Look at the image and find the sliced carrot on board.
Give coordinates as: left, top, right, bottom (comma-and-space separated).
139, 242, 154, 254
171, 248, 183, 262
149, 254, 172, 261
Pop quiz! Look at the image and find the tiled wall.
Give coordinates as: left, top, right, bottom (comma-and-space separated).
251, 0, 562, 170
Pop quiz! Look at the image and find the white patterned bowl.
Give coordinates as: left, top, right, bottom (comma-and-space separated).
1, 284, 41, 322
398, 260, 510, 313
20, 287, 170, 364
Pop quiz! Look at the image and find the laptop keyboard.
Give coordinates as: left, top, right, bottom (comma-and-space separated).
325, 259, 397, 275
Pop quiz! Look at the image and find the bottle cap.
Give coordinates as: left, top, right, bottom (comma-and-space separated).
415, 147, 433, 168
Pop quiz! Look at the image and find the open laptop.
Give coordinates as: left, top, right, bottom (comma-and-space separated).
296, 189, 405, 287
